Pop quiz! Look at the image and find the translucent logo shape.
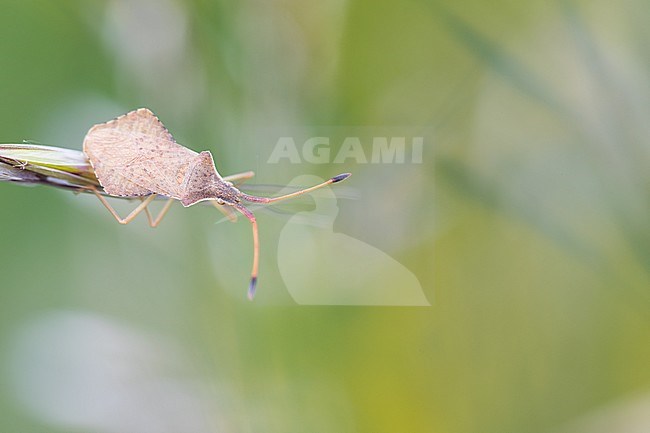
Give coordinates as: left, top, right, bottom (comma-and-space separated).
278, 175, 430, 306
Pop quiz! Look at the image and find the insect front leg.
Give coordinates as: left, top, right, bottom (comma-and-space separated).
211, 201, 237, 222
222, 171, 255, 185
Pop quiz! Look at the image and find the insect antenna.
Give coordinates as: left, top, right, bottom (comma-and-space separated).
233, 204, 259, 300
240, 173, 351, 204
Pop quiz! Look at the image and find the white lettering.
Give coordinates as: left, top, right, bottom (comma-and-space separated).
303, 137, 330, 164
267, 137, 301, 163
411, 137, 423, 163
371, 137, 405, 163
334, 137, 367, 164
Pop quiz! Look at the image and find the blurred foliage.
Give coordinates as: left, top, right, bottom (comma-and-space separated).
1, 0, 650, 432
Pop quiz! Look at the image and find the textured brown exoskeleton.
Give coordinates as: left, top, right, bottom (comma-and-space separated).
83, 108, 350, 299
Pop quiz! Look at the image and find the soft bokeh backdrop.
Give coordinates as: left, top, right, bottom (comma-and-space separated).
1, 0, 649, 432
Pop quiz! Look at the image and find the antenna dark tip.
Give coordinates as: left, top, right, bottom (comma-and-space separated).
330, 173, 351, 183
248, 276, 258, 300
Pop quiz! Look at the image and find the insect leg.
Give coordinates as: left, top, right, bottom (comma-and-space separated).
90, 188, 156, 225
222, 171, 255, 185
143, 202, 154, 226
147, 198, 175, 228
211, 201, 237, 222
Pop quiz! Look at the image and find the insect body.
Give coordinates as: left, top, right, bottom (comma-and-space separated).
83, 108, 350, 299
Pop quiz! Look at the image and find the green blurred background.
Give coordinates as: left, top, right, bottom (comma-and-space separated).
1, 0, 650, 432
